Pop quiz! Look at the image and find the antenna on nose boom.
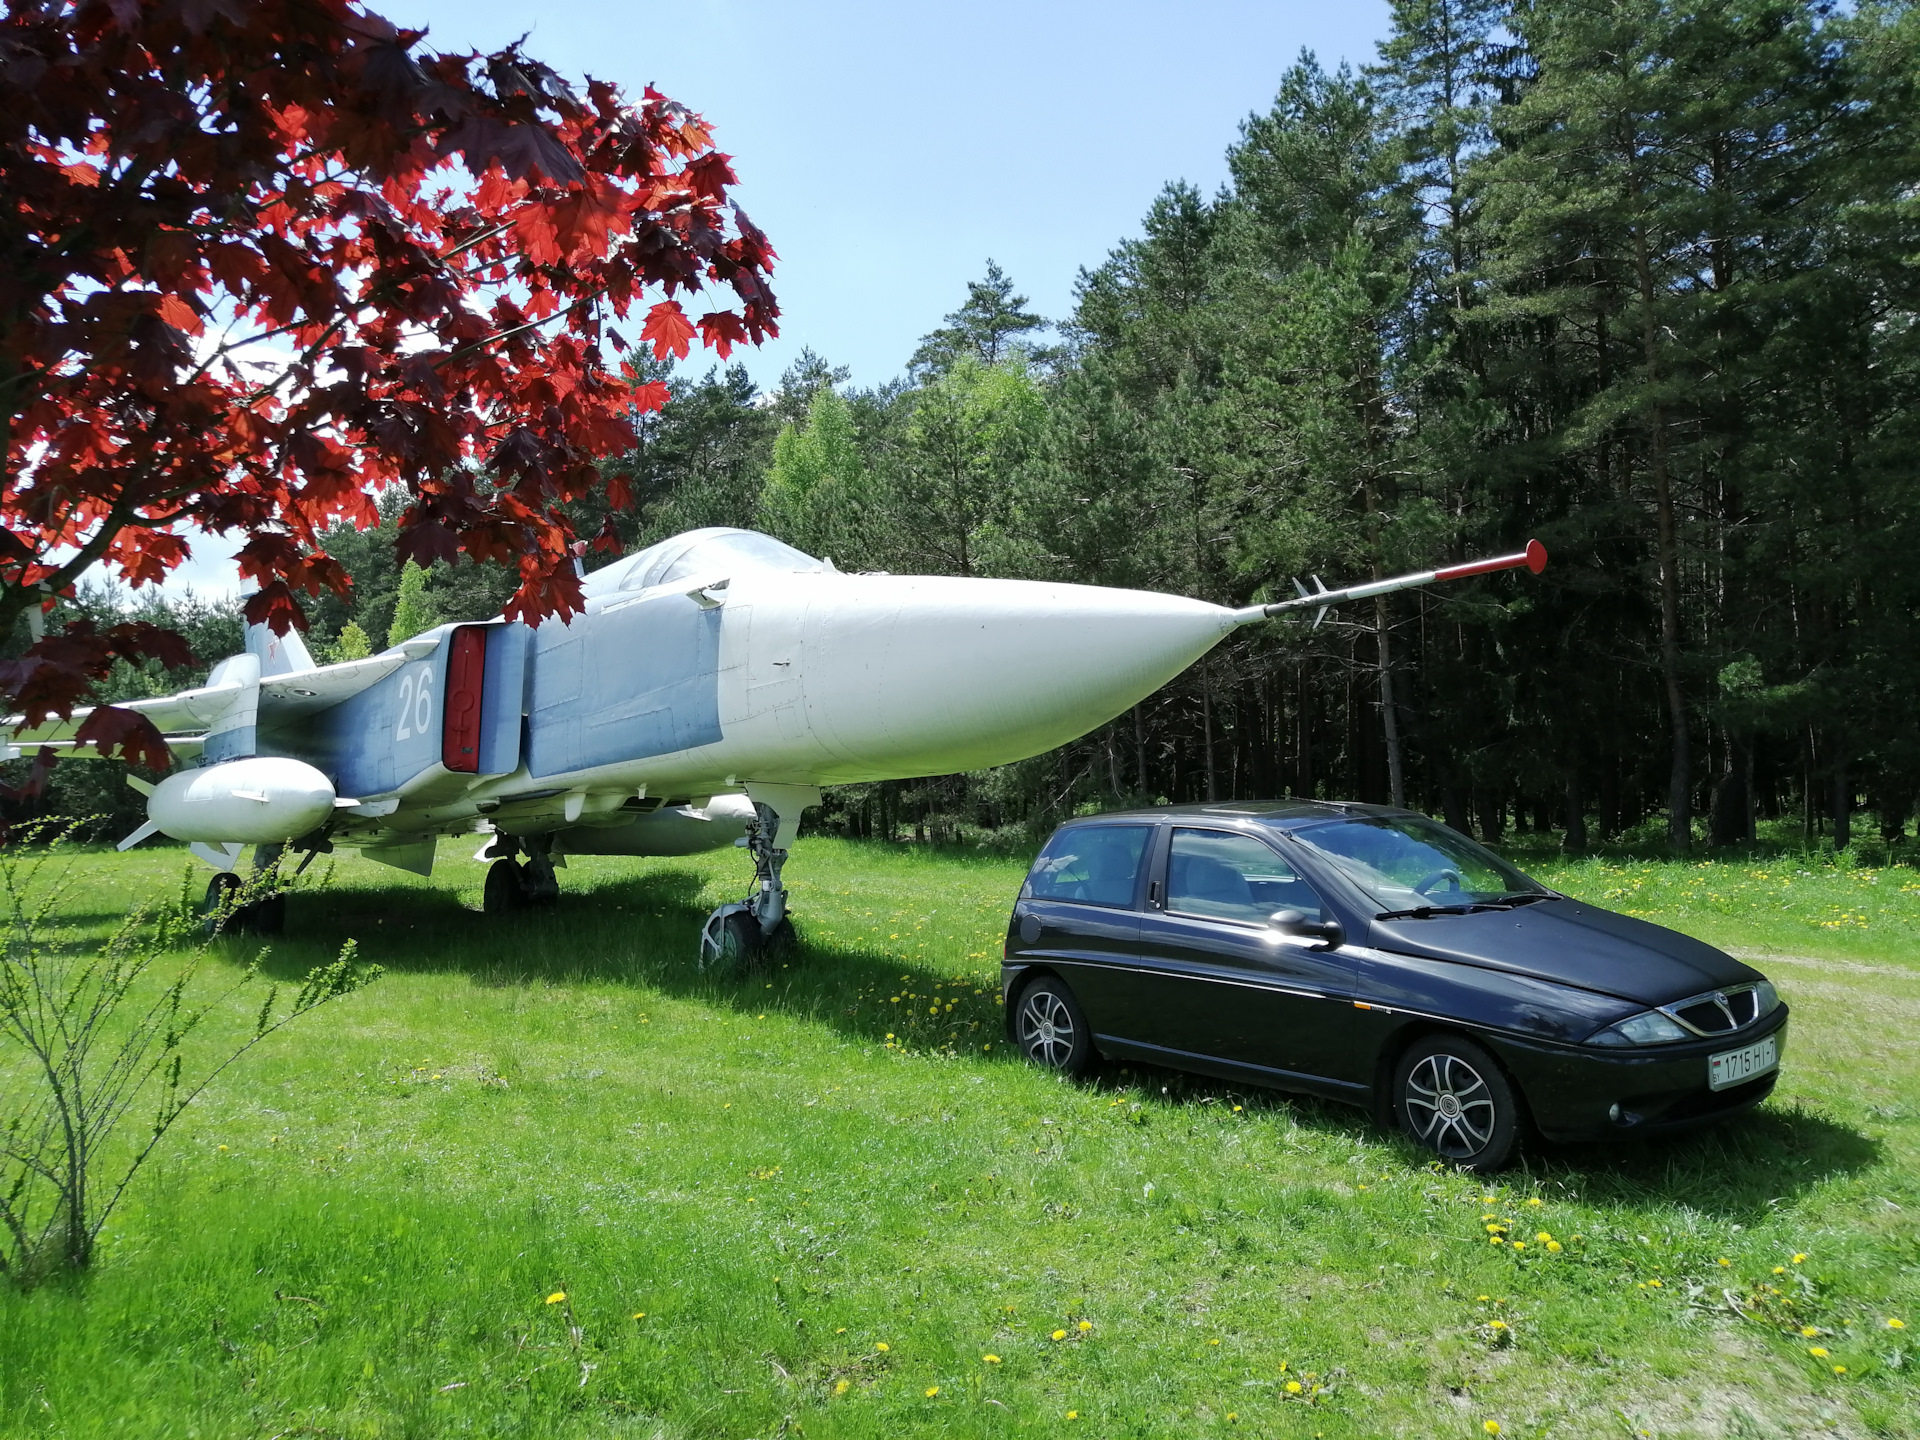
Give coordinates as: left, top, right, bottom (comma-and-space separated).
1237, 539, 1548, 627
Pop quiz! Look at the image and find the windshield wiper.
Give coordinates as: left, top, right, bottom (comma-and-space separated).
1490, 891, 1553, 907
1374, 904, 1480, 920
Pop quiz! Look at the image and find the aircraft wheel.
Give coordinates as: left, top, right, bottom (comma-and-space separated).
245, 891, 288, 937
700, 908, 766, 978
483, 859, 529, 915
202, 872, 242, 937
763, 916, 797, 965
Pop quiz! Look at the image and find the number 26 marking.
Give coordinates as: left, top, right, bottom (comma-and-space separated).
395, 666, 434, 741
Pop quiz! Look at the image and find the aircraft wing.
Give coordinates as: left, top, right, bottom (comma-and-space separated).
4, 635, 439, 746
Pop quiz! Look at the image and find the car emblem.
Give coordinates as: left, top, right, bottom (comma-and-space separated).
1712, 991, 1736, 1028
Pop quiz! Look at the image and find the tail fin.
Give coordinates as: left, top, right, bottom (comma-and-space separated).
246, 620, 315, 677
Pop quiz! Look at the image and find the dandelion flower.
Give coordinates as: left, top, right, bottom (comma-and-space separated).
1079, 1320, 1093, 1332
875, 1342, 890, 1352
1488, 1320, 1508, 1331
983, 1354, 1001, 1364
632, 1312, 646, 1320
1536, 1232, 1552, 1243
1286, 1380, 1303, 1394
1547, 1241, 1562, 1253
1484, 1423, 1502, 1436
1226, 1413, 1238, 1422
1052, 1329, 1068, 1341
1066, 1411, 1079, 1420
1888, 1318, 1907, 1330
1512, 1242, 1526, 1251
833, 1379, 849, 1395
1808, 1346, 1829, 1358
925, 1386, 939, 1398
1833, 1365, 1847, 1375
1209, 1338, 1221, 1346
1490, 1236, 1504, 1245
545, 1291, 566, 1305
1793, 1253, 1807, 1264
1648, 1278, 1662, 1288
1478, 1295, 1491, 1302
1717, 1258, 1731, 1267
1773, 1266, 1787, 1275
1526, 1197, 1542, 1207
1801, 1326, 1819, 1338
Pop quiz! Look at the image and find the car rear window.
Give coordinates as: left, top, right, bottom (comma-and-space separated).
1024, 825, 1152, 908
1167, 828, 1325, 925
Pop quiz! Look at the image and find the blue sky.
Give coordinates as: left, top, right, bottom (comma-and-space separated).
151, 0, 1394, 596
399, 0, 1395, 390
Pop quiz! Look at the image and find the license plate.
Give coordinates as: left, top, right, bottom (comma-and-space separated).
1709, 1035, 1778, 1090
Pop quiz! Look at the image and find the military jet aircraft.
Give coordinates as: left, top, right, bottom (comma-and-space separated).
10, 527, 1545, 965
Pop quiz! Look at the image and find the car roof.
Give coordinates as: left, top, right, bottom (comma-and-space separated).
1054, 800, 1413, 834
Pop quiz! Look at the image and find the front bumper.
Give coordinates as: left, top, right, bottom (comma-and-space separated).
1489, 1009, 1788, 1143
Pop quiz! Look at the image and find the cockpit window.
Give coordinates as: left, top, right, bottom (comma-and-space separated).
583, 528, 824, 597
655, 531, 821, 587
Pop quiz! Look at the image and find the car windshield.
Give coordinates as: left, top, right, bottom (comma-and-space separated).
1288, 814, 1548, 913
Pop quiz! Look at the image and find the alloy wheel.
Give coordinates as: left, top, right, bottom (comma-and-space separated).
1018, 989, 1078, 1069
1404, 1051, 1497, 1159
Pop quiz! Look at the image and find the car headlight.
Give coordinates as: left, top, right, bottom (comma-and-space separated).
1587, 1010, 1691, 1047
1754, 980, 1781, 1016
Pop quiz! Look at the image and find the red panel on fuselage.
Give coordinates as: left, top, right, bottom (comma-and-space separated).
442, 626, 487, 773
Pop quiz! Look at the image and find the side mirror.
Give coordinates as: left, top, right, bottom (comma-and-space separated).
1267, 909, 1344, 948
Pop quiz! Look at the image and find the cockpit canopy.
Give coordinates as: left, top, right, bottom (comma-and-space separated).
581, 528, 826, 599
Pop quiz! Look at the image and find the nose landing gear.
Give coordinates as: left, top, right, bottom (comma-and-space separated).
698, 784, 817, 974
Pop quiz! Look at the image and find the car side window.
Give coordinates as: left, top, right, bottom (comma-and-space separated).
1024, 825, 1152, 908
1167, 829, 1325, 926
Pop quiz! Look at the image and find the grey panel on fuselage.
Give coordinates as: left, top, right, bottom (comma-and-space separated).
478, 623, 530, 775
525, 595, 722, 779
287, 648, 449, 797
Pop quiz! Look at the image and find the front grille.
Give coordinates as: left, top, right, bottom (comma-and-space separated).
1663, 985, 1761, 1037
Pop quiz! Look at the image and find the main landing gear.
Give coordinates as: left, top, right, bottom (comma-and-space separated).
202, 844, 287, 937
699, 785, 817, 975
480, 833, 561, 915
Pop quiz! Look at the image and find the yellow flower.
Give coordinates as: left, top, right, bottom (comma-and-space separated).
1801, 1326, 1819, 1338
1490, 1236, 1504, 1245
1536, 1232, 1552, 1243
833, 1379, 850, 1395
1833, 1365, 1847, 1375
1488, 1320, 1508, 1331
1808, 1346, 1829, 1358
925, 1386, 939, 1398
1773, 1266, 1787, 1275
1226, 1413, 1238, 1422
1547, 1241, 1562, 1253
1066, 1411, 1079, 1420
1478, 1295, 1491, 1302
1286, 1380, 1303, 1393
1052, 1328, 1068, 1341
1511, 1242, 1527, 1251
1647, 1278, 1662, 1288
1209, 1338, 1221, 1346
1792, 1253, 1807, 1263
1078, 1320, 1093, 1332
1484, 1423, 1503, 1436
1889, 1318, 1907, 1330
1717, 1258, 1731, 1267
1526, 1197, 1542, 1207
983, 1354, 1000, 1364
632, 1311, 646, 1320
545, 1291, 566, 1305
875, 1342, 890, 1352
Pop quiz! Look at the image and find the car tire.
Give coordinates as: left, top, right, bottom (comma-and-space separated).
1013, 975, 1095, 1078
1393, 1034, 1522, 1171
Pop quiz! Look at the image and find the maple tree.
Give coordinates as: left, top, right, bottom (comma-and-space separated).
0, 0, 777, 766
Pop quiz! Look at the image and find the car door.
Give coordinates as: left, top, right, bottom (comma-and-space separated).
1127, 827, 1363, 1095
1010, 824, 1153, 1029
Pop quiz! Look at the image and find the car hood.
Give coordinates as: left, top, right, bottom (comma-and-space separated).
1369, 898, 1761, 1005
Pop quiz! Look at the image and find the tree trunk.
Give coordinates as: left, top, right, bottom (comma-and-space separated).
1563, 769, 1587, 854
1831, 739, 1850, 850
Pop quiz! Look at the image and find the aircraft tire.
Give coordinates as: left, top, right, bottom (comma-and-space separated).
483, 858, 529, 916
763, 917, 797, 964
243, 891, 288, 937
202, 872, 242, 937
703, 910, 766, 978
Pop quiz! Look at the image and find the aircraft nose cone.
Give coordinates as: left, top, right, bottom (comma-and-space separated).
801, 575, 1235, 779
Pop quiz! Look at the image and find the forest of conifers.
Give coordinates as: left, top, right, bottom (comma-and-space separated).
24, 0, 1920, 855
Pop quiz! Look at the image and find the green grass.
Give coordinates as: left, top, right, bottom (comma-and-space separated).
1, 836, 1917, 1439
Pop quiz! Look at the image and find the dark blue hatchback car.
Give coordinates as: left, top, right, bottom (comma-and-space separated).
1001, 802, 1787, 1169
